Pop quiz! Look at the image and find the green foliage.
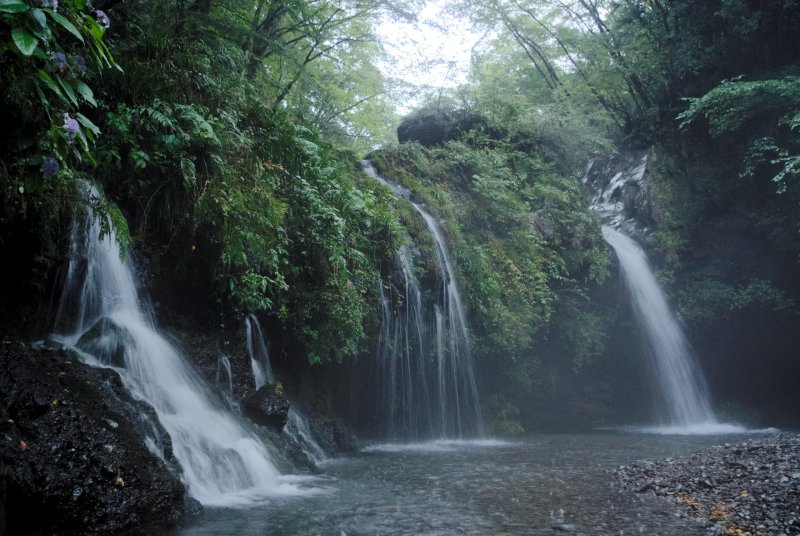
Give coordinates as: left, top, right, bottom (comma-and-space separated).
677, 77, 800, 137
677, 278, 795, 324
0, 0, 120, 310
372, 127, 609, 398
486, 395, 525, 436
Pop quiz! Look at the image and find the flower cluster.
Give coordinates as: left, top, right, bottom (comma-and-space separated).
40, 156, 60, 178
63, 114, 80, 140
41, 0, 57, 10
95, 9, 110, 29
52, 51, 68, 73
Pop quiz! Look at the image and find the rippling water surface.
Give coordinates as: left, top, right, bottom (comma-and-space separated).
163, 432, 751, 535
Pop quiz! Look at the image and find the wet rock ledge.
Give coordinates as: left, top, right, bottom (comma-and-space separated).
614, 434, 800, 535
0, 335, 192, 535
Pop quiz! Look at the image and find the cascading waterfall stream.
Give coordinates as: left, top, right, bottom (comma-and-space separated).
54, 183, 312, 505
364, 161, 484, 439
587, 158, 743, 434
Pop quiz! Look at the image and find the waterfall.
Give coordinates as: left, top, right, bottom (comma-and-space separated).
363, 161, 484, 439
245, 314, 274, 390
53, 182, 309, 505
588, 157, 743, 433
601, 226, 718, 428
284, 408, 328, 465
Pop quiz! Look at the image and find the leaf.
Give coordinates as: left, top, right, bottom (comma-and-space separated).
47, 10, 84, 43
37, 70, 68, 104
57, 78, 79, 107
75, 113, 101, 136
74, 81, 97, 106
0, 0, 29, 13
11, 27, 38, 56
31, 8, 47, 27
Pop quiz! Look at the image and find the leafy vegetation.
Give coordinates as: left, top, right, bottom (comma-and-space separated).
2, 0, 800, 431
370, 129, 610, 419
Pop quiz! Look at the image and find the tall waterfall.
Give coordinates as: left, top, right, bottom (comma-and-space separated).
587, 157, 741, 433
601, 226, 717, 428
245, 314, 274, 390
364, 161, 483, 439
54, 183, 306, 505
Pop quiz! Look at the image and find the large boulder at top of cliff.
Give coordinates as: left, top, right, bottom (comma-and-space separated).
397, 110, 452, 146
397, 108, 490, 147
242, 383, 290, 431
0, 335, 191, 536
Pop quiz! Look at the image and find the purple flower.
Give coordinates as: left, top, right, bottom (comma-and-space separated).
63, 114, 80, 140
41, 0, 58, 10
95, 9, 110, 28
71, 55, 86, 75
52, 51, 68, 72
40, 156, 60, 178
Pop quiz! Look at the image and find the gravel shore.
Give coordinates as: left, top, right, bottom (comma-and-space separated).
614, 434, 800, 535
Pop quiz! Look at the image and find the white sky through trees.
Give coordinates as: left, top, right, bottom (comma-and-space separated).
375, 0, 482, 111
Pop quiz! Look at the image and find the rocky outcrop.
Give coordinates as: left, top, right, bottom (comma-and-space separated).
242, 383, 290, 431
0, 335, 191, 535
583, 149, 657, 234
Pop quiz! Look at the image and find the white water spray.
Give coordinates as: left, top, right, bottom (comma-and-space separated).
55, 183, 312, 505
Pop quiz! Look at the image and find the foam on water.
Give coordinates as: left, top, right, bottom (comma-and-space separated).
363, 438, 514, 453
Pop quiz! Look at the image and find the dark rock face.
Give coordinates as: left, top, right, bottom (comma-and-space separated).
0, 335, 190, 535
76, 317, 134, 368
311, 415, 358, 455
242, 384, 290, 431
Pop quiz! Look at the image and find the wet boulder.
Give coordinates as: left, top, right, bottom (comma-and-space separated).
76, 317, 133, 368
0, 336, 191, 535
242, 383, 290, 431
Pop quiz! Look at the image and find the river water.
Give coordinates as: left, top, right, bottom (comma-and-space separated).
161, 432, 756, 535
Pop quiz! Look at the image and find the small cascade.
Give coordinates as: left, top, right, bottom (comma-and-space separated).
54, 182, 306, 505
245, 313, 274, 390
586, 157, 733, 432
284, 408, 328, 465
363, 161, 484, 439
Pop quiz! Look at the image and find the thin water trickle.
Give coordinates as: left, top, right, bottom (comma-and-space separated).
54, 182, 314, 506
284, 408, 328, 465
245, 314, 274, 390
216, 354, 234, 405
363, 161, 483, 439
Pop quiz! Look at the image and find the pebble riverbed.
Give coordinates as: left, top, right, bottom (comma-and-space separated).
614, 433, 800, 535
